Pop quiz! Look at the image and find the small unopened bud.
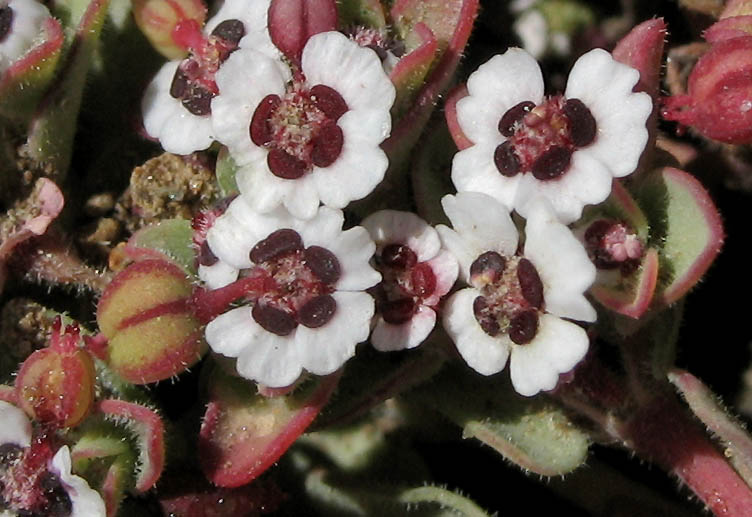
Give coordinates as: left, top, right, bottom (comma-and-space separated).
132, 0, 207, 59
14, 318, 96, 428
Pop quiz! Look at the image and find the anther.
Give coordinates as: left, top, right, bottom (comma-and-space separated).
498, 101, 535, 137
250, 228, 303, 263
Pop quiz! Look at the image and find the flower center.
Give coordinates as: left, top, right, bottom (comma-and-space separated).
470, 252, 544, 345
247, 228, 340, 335
169, 19, 246, 116
249, 81, 348, 180
0, 441, 72, 517
494, 96, 597, 181
584, 219, 643, 275
0, 5, 13, 43
370, 243, 437, 325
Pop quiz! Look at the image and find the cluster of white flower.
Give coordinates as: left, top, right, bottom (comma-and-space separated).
141, 0, 650, 396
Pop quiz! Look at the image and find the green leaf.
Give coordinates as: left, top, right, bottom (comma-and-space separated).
125, 219, 197, 275
410, 366, 590, 476
336, 0, 386, 28
216, 146, 240, 198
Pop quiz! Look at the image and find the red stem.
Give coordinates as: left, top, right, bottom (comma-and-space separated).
191, 273, 273, 323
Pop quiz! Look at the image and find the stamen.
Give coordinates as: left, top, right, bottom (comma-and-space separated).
563, 98, 597, 147
299, 294, 337, 328
517, 258, 543, 309
410, 263, 436, 297
499, 101, 535, 137
472, 296, 500, 336
267, 148, 308, 179
250, 228, 304, 263
0, 5, 14, 43
310, 84, 348, 121
311, 121, 344, 167
304, 246, 341, 284
169, 68, 189, 99
252, 304, 297, 335
531, 145, 571, 180
250, 94, 281, 146
508, 310, 538, 345
381, 244, 417, 269
181, 84, 214, 116
494, 141, 521, 177
470, 251, 506, 286
211, 19, 245, 46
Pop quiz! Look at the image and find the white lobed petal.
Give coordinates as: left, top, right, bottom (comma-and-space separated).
198, 260, 239, 289
205, 306, 264, 358
207, 0, 280, 61
564, 48, 651, 178
509, 314, 589, 396
436, 225, 478, 285
361, 210, 441, 263
302, 31, 396, 114
422, 249, 459, 307
443, 288, 511, 375
371, 305, 437, 352
322, 226, 381, 292
0, 401, 31, 448
523, 198, 596, 322
451, 142, 522, 211
458, 48, 544, 144
50, 446, 106, 517
235, 323, 303, 388
295, 291, 374, 375
514, 149, 614, 224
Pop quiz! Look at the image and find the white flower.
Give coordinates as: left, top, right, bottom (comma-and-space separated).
361, 210, 458, 352
200, 198, 381, 388
451, 47, 652, 224
0, 401, 106, 517
437, 193, 596, 396
0, 0, 51, 73
141, 0, 279, 155
212, 31, 395, 220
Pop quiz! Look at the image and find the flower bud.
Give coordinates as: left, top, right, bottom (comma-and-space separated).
132, 0, 207, 59
14, 318, 96, 428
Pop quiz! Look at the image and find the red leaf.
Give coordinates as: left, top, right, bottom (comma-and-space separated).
268, 0, 337, 65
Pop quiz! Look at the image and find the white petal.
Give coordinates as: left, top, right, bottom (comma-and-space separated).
198, 260, 239, 289
295, 291, 373, 375
303, 31, 395, 113
436, 225, 478, 285
50, 446, 106, 517
235, 326, 303, 388
207, 0, 279, 61
422, 249, 459, 307
0, 0, 50, 68
338, 107, 391, 144
371, 305, 436, 351
458, 48, 544, 144
441, 193, 518, 257
0, 401, 31, 447
451, 142, 521, 210
361, 210, 440, 262
443, 288, 511, 375
322, 226, 381, 292
515, 149, 614, 224
280, 173, 322, 220
523, 199, 596, 322
205, 306, 261, 358
509, 314, 589, 396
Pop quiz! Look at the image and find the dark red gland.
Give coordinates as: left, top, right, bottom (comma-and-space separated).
250, 94, 281, 146
410, 263, 436, 297
268, 148, 308, 179
494, 141, 521, 177
508, 310, 539, 345
311, 121, 344, 167
380, 297, 417, 325
517, 258, 544, 309
198, 240, 219, 266
531, 145, 572, 180
250, 228, 304, 264
299, 294, 337, 328
470, 251, 506, 285
252, 304, 297, 335
499, 101, 535, 137
563, 98, 597, 147
472, 296, 500, 337
181, 84, 214, 116
169, 68, 189, 99
380, 244, 418, 269
304, 246, 341, 284
211, 19, 246, 46
310, 84, 348, 120
0, 6, 12, 43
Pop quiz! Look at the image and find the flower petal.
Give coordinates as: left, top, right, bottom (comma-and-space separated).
235, 327, 303, 388
50, 446, 106, 517
320, 226, 381, 292
205, 306, 263, 358
509, 314, 589, 396
295, 291, 373, 375
441, 192, 518, 259
422, 249, 459, 307
361, 210, 441, 263
443, 288, 511, 375
451, 141, 522, 210
198, 260, 239, 290
371, 305, 436, 352
207, 0, 279, 61
0, 401, 31, 447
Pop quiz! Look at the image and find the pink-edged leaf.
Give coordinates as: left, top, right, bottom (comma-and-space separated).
199, 366, 340, 487
268, 0, 337, 65
0, 178, 64, 294
124, 219, 196, 275
391, 0, 463, 52
612, 18, 667, 100
336, 0, 385, 27
444, 84, 471, 150
98, 399, 165, 492
159, 477, 285, 517
389, 22, 438, 118
656, 167, 724, 305
24, 0, 111, 179
705, 16, 752, 43
669, 368, 752, 488
591, 247, 659, 319
0, 17, 64, 120
608, 179, 650, 241
383, 0, 479, 161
